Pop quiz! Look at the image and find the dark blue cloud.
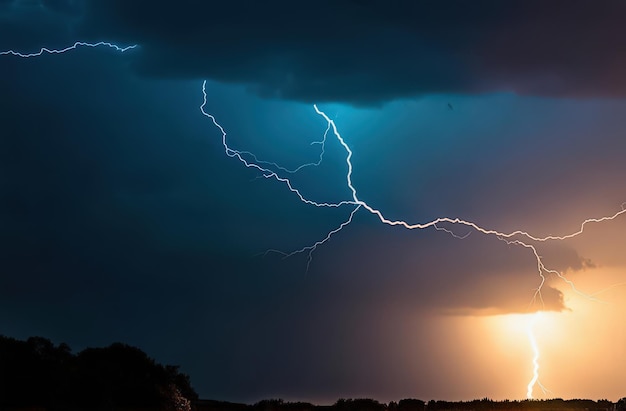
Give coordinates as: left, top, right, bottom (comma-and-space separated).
4, 1, 626, 105
73, 0, 626, 105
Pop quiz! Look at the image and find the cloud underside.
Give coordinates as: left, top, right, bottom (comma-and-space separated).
73, 0, 626, 105
442, 285, 566, 316
326, 233, 596, 316
439, 245, 594, 315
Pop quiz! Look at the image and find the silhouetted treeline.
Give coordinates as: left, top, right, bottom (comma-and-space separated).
424, 398, 615, 411
0, 335, 197, 411
196, 398, 623, 411
2, 335, 624, 411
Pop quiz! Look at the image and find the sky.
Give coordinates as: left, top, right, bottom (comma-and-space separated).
1, 0, 626, 404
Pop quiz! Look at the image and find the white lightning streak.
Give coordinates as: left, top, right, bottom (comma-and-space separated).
199, 83, 626, 295
200, 86, 625, 398
197, 83, 626, 310
311, 104, 623, 300
200, 81, 356, 209
312, 105, 626, 244
0, 41, 137, 57
526, 312, 541, 399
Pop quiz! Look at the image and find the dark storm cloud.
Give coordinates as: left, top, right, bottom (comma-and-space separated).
67, 0, 626, 105
0, 0, 84, 50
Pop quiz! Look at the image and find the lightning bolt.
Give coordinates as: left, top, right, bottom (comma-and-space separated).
526, 312, 551, 399
4, 41, 626, 399
200, 89, 626, 296
526, 313, 540, 399
0, 41, 137, 57
199, 81, 356, 209
199, 82, 626, 399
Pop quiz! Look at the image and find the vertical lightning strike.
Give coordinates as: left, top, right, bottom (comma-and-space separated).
526, 313, 540, 399
526, 312, 551, 399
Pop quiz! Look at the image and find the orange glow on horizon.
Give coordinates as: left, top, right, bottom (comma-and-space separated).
477, 267, 626, 401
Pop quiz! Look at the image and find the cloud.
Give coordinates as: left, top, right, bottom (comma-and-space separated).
539, 243, 596, 272
0, 0, 84, 50
313, 229, 582, 317
439, 244, 594, 315
5, 0, 626, 105
41, 0, 84, 15
441, 285, 566, 316
66, 0, 626, 105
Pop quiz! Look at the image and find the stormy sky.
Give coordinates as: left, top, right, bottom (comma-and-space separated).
1, 0, 626, 403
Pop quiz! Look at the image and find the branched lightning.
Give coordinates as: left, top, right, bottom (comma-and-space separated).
198, 82, 626, 299
263, 205, 362, 273
200, 81, 357, 209
4, 40, 625, 400
200, 83, 626, 400
0, 41, 137, 57
246, 121, 330, 175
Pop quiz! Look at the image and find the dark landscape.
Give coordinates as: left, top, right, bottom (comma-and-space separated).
1, 336, 623, 411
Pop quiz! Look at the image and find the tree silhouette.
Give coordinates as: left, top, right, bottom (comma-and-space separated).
398, 399, 426, 411
0, 335, 197, 411
334, 398, 385, 411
